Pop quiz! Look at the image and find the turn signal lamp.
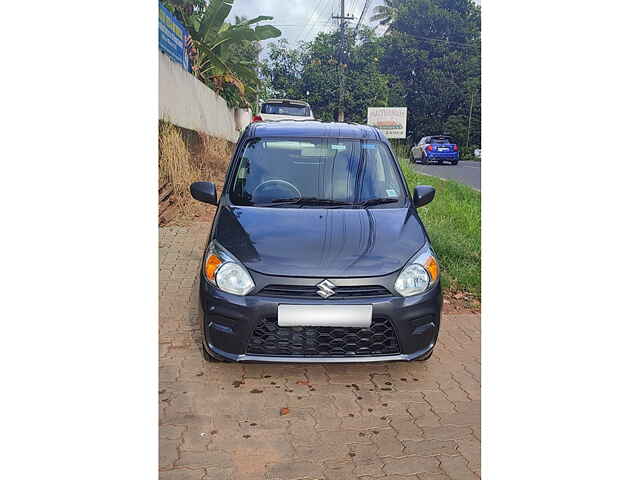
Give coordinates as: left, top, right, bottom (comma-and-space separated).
453, 144, 459, 151
424, 256, 440, 284
427, 145, 433, 151
202, 241, 256, 296
204, 254, 223, 281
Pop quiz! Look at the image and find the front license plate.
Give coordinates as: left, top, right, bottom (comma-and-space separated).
278, 304, 373, 328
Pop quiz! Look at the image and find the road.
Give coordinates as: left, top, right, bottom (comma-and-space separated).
412, 160, 481, 191
160, 222, 480, 480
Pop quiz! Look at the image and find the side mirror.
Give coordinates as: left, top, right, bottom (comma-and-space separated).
190, 181, 217, 205
413, 185, 435, 208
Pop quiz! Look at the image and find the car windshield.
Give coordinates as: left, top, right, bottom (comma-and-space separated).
261, 103, 310, 116
431, 138, 451, 144
230, 138, 407, 207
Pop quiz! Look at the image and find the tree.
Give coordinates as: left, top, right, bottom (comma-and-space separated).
378, 0, 481, 145
164, 0, 207, 23
370, 0, 403, 30
262, 27, 391, 122
260, 0, 481, 147
173, 0, 281, 108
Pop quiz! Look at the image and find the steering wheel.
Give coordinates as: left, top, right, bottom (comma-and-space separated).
252, 179, 301, 203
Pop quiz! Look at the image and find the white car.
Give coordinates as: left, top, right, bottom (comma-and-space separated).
253, 99, 314, 122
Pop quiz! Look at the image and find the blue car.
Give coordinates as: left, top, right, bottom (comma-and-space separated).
410, 135, 459, 165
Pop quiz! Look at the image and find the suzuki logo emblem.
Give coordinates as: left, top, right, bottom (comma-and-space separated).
316, 279, 336, 299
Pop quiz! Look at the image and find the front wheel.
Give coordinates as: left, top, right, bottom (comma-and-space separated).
202, 341, 231, 362
413, 350, 434, 362
202, 342, 219, 362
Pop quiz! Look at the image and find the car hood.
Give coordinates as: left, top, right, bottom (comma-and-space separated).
214, 205, 427, 277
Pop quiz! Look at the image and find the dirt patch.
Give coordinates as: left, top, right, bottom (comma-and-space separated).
443, 291, 481, 314
159, 121, 234, 226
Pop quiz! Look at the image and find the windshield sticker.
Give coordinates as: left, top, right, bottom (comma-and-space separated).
330, 144, 347, 151
386, 189, 398, 197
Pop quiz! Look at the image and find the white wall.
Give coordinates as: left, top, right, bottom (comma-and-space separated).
159, 52, 251, 142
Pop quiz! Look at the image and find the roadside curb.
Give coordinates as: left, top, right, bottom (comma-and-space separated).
411, 167, 481, 193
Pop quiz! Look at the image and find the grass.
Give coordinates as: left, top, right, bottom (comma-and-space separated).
398, 158, 481, 297
159, 121, 233, 220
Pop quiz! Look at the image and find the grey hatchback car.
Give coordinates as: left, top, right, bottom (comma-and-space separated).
190, 121, 442, 363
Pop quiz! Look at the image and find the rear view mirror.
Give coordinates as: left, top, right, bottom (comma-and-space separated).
413, 185, 435, 208
190, 181, 217, 205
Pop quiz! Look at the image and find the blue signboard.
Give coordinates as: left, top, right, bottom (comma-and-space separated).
159, 2, 191, 72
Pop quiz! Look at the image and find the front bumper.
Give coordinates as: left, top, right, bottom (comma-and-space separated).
198, 272, 442, 363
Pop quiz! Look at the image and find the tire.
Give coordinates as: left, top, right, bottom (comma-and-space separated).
413, 350, 434, 362
202, 341, 230, 362
451, 160, 458, 165
437, 160, 444, 165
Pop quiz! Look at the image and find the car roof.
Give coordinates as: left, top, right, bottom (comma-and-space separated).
246, 121, 387, 142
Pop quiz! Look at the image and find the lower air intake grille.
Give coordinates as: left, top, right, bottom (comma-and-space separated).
246, 317, 400, 356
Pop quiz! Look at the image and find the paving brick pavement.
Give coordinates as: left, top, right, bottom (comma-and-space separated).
160, 223, 481, 480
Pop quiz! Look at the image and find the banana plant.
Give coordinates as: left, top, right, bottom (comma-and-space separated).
370, 0, 403, 30
184, 0, 281, 104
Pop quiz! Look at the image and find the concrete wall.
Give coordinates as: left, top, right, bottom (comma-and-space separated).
159, 52, 251, 142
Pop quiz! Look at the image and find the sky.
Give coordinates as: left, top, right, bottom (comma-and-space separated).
228, 0, 479, 54
228, 0, 387, 48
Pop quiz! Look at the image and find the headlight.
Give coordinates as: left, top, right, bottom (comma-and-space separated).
202, 241, 255, 296
394, 246, 440, 297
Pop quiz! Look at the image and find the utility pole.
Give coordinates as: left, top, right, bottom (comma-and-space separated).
332, 0, 354, 122
466, 89, 476, 148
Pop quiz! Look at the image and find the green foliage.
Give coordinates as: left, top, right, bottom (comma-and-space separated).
399, 159, 481, 296
164, 0, 207, 23
370, 0, 403, 29
262, 27, 391, 122
444, 114, 467, 145
174, 0, 281, 108
459, 146, 478, 161
378, 0, 480, 145
260, 0, 480, 147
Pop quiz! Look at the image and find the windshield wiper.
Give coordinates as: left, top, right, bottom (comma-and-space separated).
255, 197, 353, 208
253, 197, 302, 207
356, 198, 400, 208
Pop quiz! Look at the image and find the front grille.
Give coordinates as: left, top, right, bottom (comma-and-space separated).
246, 317, 400, 356
258, 284, 391, 299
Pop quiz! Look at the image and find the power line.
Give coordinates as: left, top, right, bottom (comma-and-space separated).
355, 0, 373, 32
293, 0, 333, 45
402, 33, 479, 49
269, 23, 334, 27
354, 0, 367, 17
291, 0, 325, 44
312, 0, 339, 37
